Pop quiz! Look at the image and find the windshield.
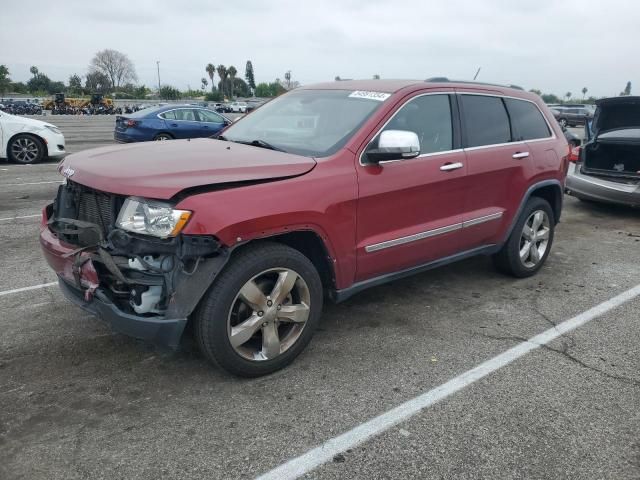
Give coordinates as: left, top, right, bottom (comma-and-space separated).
221, 89, 387, 157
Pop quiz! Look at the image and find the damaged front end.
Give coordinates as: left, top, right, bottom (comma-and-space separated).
40, 180, 228, 347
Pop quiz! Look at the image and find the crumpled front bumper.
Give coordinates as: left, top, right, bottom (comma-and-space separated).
39, 207, 227, 348
57, 276, 188, 347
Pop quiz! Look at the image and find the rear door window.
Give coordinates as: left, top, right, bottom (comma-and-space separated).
160, 110, 176, 120
504, 98, 551, 141
460, 95, 511, 147
196, 109, 225, 123
174, 109, 197, 121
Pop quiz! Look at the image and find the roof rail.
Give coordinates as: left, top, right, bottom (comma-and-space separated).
425, 77, 524, 91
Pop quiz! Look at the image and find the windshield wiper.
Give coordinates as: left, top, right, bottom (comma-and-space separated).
233, 139, 285, 152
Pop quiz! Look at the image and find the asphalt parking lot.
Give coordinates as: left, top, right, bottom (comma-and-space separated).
1, 119, 639, 480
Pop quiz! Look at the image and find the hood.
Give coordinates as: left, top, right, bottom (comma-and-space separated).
4, 113, 58, 130
60, 138, 316, 199
593, 96, 640, 135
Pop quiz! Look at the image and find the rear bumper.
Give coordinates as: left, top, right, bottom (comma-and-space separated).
58, 277, 187, 347
566, 163, 640, 207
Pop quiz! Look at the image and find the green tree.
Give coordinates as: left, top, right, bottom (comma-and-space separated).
623, 81, 632, 96
29, 66, 39, 78
231, 78, 250, 98
529, 88, 542, 96
27, 73, 52, 93
85, 71, 111, 92
581, 87, 588, 100
159, 85, 181, 100
201, 77, 208, 92
0, 65, 11, 95
205, 63, 216, 93
133, 85, 150, 98
373, 74, 380, 80
254, 82, 270, 97
541, 93, 561, 104
49, 81, 66, 95
564, 92, 572, 102
204, 91, 222, 101
244, 60, 256, 91
10, 81, 28, 94
68, 74, 83, 95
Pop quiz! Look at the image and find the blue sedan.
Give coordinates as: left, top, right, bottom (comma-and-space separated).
114, 105, 230, 142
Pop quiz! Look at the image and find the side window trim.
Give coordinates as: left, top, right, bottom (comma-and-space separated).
158, 109, 176, 120
358, 92, 462, 166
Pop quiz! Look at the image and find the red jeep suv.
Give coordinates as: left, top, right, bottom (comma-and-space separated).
40, 79, 568, 376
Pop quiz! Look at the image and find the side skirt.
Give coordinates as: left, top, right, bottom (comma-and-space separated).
330, 244, 499, 303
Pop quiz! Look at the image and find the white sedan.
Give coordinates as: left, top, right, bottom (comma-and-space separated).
230, 102, 248, 113
0, 111, 66, 164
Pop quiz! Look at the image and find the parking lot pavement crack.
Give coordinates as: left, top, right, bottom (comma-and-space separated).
475, 331, 640, 388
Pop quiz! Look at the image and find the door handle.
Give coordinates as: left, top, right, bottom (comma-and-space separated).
512, 151, 530, 159
440, 162, 464, 171
170, 123, 178, 127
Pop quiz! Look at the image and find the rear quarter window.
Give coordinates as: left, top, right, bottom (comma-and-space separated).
460, 95, 511, 147
504, 98, 551, 141
160, 110, 176, 120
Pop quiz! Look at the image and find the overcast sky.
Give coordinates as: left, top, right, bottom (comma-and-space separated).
1, 0, 638, 97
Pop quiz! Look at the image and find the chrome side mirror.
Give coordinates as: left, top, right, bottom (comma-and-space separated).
365, 130, 420, 164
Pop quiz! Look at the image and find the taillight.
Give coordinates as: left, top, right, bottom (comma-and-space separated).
125, 119, 138, 128
568, 146, 581, 163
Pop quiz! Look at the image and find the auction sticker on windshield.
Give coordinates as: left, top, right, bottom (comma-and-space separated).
348, 91, 391, 101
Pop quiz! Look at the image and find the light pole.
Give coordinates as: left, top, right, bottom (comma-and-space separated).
156, 61, 161, 98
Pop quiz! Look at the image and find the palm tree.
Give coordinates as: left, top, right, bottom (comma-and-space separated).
284, 70, 291, 89
201, 77, 208, 92
216, 65, 227, 99
29, 66, 38, 78
228, 65, 237, 99
581, 87, 588, 100
565, 92, 572, 103
205, 63, 215, 93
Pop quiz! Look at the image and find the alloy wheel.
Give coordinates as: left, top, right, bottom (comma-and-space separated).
227, 268, 311, 361
519, 210, 551, 268
11, 137, 40, 163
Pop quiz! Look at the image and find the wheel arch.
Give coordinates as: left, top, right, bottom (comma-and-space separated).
502, 179, 563, 244
6, 131, 47, 159
230, 230, 337, 292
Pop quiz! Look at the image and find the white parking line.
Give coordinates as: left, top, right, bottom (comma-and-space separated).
0, 282, 57, 297
2, 181, 62, 186
256, 283, 640, 480
0, 214, 41, 222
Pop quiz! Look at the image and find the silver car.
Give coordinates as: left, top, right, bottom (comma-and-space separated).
566, 97, 640, 207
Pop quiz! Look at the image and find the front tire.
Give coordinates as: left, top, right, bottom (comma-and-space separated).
194, 243, 323, 377
8, 134, 45, 164
493, 197, 555, 278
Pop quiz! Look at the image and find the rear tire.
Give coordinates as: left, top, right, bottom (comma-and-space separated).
8, 134, 45, 164
194, 243, 323, 377
493, 197, 555, 278
153, 133, 173, 141
558, 118, 568, 128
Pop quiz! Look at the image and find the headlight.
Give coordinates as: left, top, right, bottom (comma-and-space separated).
116, 197, 192, 238
44, 125, 62, 135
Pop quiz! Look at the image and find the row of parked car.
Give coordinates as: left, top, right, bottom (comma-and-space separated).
33, 78, 639, 378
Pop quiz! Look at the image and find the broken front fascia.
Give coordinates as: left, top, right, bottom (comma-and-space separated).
47, 212, 228, 319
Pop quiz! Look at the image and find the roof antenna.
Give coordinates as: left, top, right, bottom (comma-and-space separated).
473, 67, 481, 80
